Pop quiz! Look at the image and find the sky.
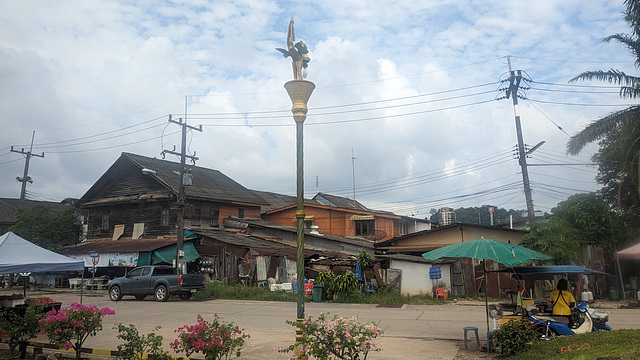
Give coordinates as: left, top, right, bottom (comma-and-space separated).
0, 1, 636, 218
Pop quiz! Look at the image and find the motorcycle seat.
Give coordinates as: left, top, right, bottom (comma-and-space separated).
535, 315, 569, 324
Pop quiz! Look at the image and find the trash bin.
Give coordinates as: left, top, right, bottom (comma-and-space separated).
313, 284, 323, 303
609, 287, 618, 301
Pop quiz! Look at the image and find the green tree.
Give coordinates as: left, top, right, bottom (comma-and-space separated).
520, 193, 618, 263
567, 0, 640, 211
8, 204, 78, 250
520, 218, 581, 264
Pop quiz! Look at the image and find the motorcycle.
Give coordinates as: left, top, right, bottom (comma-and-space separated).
527, 302, 611, 339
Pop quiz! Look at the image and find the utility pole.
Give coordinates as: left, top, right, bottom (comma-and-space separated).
504, 57, 536, 225
162, 108, 202, 275
11, 131, 44, 203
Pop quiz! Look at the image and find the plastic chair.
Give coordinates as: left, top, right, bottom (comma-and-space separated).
364, 282, 375, 296
435, 287, 447, 301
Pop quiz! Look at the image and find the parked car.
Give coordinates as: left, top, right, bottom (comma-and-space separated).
108, 265, 205, 302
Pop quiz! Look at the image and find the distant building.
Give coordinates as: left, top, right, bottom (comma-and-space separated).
438, 207, 455, 226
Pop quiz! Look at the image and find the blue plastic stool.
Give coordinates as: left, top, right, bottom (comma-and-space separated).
463, 326, 480, 349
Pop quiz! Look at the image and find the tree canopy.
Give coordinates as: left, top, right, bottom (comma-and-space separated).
8, 204, 79, 250
429, 205, 525, 226
520, 192, 618, 263
568, 0, 640, 218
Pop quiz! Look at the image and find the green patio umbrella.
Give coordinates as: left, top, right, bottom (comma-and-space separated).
422, 237, 552, 266
422, 237, 551, 345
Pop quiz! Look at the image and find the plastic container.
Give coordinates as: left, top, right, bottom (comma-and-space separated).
581, 291, 589, 302
609, 288, 618, 301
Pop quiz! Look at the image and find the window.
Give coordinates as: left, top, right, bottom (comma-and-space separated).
210, 206, 220, 226
304, 220, 314, 229
126, 268, 143, 278
354, 220, 375, 237
161, 209, 170, 226
238, 207, 245, 218
101, 214, 109, 231
400, 222, 407, 235
192, 208, 201, 226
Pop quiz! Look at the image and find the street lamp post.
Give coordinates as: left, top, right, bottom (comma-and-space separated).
278, 16, 314, 357
285, 80, 315, 353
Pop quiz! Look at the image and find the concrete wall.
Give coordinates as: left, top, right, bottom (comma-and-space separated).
390, 259, 452, 296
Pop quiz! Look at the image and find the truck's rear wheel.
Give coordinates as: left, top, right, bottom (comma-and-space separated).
178, 293, 192, 300
155, 285, 168, 302
109, 286, 122, 301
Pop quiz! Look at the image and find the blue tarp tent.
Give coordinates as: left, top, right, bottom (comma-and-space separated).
492, 265, 610, 279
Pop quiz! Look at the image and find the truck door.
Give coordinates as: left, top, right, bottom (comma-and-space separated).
121, 267, 146, 294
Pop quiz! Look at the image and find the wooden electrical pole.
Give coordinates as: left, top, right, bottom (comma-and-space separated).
11, 131, 44, 203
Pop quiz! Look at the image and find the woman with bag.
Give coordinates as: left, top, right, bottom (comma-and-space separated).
549, 278, 576, 326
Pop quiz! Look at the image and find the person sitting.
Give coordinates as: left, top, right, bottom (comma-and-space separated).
549, 278, 576, 327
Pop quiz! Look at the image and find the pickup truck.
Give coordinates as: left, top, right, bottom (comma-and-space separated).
108, 265, 205, 302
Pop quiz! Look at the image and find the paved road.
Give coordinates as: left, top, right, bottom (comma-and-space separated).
4, 288, 640, 359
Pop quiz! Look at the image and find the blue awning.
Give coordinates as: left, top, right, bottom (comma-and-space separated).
492, 265, 610, 277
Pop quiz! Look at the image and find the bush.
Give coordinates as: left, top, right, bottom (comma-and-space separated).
39, 302, 115, 360
493, 319, 537, 356
0, 305, 47, 356
170, 314, 250, 360
277, 313, 383, 359
114, 324, 172, 360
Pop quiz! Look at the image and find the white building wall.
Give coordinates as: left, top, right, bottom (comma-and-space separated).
390, 259, 452, 296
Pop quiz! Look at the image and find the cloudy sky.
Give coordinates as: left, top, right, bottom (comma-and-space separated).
0, 1, 635, 217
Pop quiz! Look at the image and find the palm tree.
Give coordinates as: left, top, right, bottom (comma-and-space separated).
567, 0, 640, 202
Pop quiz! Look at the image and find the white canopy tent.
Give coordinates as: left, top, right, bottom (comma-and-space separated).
0, 231, 84, 274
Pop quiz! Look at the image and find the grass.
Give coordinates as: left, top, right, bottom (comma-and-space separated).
193, 280, 444, 305
512, 329, 640, 360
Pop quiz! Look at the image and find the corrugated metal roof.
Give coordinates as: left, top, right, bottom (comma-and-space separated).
62, 237, 192, 254
81, 153, 269, 206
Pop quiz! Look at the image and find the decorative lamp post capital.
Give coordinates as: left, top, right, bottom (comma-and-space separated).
285, 80, 315, 123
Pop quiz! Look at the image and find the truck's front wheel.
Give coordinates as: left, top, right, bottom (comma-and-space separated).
155, 285, 168, 302
178, 292, 192, 300
109, 286, 122, 301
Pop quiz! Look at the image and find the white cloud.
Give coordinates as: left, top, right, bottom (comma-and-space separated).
0, 0, 631, 215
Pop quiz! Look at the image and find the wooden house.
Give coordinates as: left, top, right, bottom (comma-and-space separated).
79, 152, 269, 240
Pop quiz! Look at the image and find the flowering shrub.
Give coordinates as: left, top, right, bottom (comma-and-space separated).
170, 314, 250, 360
39, 302, 115, 360
26, 297, 56, 306
277, 313, 383, 359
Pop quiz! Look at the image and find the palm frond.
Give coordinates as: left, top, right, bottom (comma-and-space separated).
603, 34, 640, 68
569, 69, 640, 86
566, 105, 640, 155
